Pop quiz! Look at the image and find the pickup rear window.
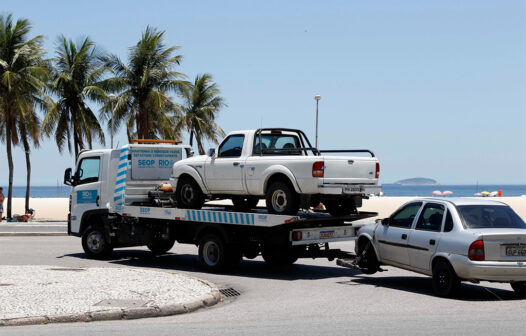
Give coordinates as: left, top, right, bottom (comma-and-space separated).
253, 134, 302, 155
457, 205, 526, 229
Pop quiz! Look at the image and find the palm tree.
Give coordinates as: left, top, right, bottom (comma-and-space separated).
102, 26, 186, 141
179, 74, 226, 155
42, 36, 106, 158
0, 14, 48, 219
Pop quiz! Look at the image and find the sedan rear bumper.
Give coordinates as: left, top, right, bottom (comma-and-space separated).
450, 254, 526, 282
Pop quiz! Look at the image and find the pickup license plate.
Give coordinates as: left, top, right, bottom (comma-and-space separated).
320, 230, 335, 239
343, 186, 362, 193
506, 246, 526, 256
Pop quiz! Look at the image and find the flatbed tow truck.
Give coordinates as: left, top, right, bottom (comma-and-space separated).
64, 140, 378, 272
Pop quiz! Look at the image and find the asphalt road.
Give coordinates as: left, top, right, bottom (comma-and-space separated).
1, 236, 525, 335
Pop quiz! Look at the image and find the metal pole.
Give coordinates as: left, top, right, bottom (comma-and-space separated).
314, 95, 321, 148
110, 100, 115, 148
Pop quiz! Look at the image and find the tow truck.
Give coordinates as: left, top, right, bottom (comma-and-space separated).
64, 139, 378, 272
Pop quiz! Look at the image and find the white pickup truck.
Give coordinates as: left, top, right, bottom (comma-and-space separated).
171, 128, 381, 216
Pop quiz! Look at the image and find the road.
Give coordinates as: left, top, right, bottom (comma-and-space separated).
1, 236, 525, 335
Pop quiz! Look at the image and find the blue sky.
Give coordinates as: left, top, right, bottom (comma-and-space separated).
1, 0, 525, 185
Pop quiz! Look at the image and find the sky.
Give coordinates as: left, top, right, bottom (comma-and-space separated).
1, 0, 525, 186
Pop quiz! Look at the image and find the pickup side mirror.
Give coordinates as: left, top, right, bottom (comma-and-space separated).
207, 148, 216, 157
64, 168, 73, 186
381, 217, 390, 226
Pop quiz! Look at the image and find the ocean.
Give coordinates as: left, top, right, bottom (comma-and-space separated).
4, 184, 526, 198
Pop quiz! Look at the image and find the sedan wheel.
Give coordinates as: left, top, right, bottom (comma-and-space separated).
432, 260, 460, 297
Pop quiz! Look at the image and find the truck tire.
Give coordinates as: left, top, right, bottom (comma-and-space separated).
357, 239, 379, 274
147, 238, 176, 255
176, 177, 204, 209
261, 244, 298, 266
81, 225, 113, 259
265, 181, 299, 215
432, 260, 461, 297
198, 234, 241, 272
325, 198, 357, 217
511, 282, 526, 298
232, 196, 259, 212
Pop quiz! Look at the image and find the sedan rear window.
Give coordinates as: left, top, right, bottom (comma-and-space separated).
457, 205, 526, 229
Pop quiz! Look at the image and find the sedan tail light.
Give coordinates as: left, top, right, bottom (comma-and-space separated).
312, 161, 325, 177
468, 240, 485, 261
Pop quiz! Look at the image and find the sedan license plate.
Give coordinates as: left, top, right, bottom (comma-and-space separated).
506, 246, 526, 257
320, 230, 335, 239
343, 186, 362, 193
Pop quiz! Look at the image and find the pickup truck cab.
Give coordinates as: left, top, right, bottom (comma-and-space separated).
171, 128, 381, 216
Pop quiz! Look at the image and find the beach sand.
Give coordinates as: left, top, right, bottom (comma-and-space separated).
8, 196, 526, 222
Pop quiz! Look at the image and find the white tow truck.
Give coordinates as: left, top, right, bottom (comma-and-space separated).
65, 139, 377, 271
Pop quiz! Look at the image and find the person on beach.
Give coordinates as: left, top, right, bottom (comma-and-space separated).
0, 187, 4, 222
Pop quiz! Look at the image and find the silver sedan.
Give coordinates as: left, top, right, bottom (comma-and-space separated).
355, 197, 526, 297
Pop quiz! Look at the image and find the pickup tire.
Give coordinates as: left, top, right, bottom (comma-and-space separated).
176, 176, 204, 209
81, 225, 113, 259
147, 238, 176, 255
232, 196, 259, 212
265, 181, 299, 215
324, 198, 357, 217
198, 234, 241, 272
432, 260, 461, 297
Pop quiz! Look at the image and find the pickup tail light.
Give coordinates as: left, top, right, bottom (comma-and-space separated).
312, 161, 325, 177
375, 162, 380, 178
292, 231, 303, 241
468, 240, 485, 261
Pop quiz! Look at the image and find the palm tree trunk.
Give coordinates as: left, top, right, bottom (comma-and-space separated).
195, 134, 205, 155
23, 138, 31, 213
5, 106, 14, 219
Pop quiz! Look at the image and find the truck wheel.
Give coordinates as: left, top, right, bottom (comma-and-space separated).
176, 177, 204, 209
261, 244, 298, 266
232, 196, 259, 212
147, 238, 176, 255
511, 282, 526, 298
82, 225, 113, 259
357, 239, 379, 274
198, 234, 241, 272
265, 181, 299, 215
432, 260, 461, 297
325, 198, 357, 216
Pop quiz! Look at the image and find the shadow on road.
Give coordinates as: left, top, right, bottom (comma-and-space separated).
62, 249, 361, 281
342, 275, 520, 301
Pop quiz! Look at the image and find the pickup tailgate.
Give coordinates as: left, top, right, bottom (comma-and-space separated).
322, 156, 378, 184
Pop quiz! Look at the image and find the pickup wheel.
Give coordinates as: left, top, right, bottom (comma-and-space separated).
198, 234, 241, 272
147, 238, 176, 255
265, 181, 299, 215
232, 196, 259, 212
176, 177, 204, 209
81, 225, 113, 259
432, 260, 461, 297
511, 282, 526, 298
325, 198, 357, 217
357, 239, 379, 274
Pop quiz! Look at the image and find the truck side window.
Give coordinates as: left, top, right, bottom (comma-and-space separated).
390, 202, 422, 228
218, 135, 245, 158
415, 203, 444, 232
76, 157, 101, 185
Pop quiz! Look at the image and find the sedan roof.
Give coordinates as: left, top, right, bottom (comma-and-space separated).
418, 197, 508, 206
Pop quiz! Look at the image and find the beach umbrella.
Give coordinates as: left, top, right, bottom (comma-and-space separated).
474, 193, 482, 196
481, 191, 490, 197
432, 190, 442, 196
442, 190, 453, 196
490, 191, 498, 197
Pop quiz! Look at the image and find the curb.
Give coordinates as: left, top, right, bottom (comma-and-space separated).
0, 232, 67, 237
0, 279, 222, 327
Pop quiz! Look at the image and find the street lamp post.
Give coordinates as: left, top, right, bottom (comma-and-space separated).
314, 95, 321, 148
108, 94, 116, 148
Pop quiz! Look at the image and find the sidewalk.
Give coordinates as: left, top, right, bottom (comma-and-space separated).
0, 221, 67, 236
0, 266, 221, 327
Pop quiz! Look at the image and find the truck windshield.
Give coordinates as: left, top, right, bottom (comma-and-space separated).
254, 134, 302, 155
457, 205, 526, 229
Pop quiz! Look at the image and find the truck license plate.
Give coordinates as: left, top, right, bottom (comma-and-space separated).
506, 246, 526, 256
343, 186, 362, 193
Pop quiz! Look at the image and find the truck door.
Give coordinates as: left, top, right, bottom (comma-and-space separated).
205, 134, 246, 192
375, 202, 422, 266
71, 156, 102, 231
407, 202, 445, 271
